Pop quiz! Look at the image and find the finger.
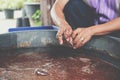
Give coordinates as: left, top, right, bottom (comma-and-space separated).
75, 36, 91, 48
82, 36, 91, 45
64, 30, 70, 41
57, 36, 63, 45
73, 33, 83, 44
56, 33, 63, 45
63, 38, 73, 47
73, 40, 84, 49
56, 28, 65, 45
72, 29, 79, 39
72, 28, 82, 39
64, 29, 72, 41
73, 35, 86, 49
57, 28, 65, 36
65, 28, 72, 36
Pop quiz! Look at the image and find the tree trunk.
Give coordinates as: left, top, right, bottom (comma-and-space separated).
40, 0, 55, 25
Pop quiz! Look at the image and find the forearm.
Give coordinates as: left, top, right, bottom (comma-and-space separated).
50, 0, 70, 27
91, 17, 120, 35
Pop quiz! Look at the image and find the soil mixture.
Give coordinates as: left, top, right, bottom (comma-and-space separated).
0, 48, 119, 80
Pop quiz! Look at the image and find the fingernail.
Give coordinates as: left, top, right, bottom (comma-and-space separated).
66, 38, 69, 41
60, 42, 63, 45
73, 47, 76, 49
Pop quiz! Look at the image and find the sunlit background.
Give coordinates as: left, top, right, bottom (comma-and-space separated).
0, 0, 41, 34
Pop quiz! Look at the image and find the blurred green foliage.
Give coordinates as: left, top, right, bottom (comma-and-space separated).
0, 0, 40, 10
32, 10, 42, 26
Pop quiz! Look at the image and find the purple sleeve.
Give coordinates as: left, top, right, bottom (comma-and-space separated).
87, 0, 119, 24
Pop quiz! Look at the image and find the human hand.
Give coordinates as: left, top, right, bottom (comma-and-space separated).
56, 24, 72, 45
72, 27, 94, 49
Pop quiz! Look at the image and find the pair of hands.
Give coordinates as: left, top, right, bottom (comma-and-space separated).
56, 26, 94, 49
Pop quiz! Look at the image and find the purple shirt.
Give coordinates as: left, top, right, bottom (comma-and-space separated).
85, 0, 119, 24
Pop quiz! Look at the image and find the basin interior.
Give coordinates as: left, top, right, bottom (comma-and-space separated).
0, 47, 120, 80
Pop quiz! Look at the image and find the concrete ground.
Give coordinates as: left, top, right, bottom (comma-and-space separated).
0, 10, 22, 34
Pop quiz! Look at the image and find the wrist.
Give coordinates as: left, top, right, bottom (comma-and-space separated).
58, 20, 70, 28
89, 24, 106, 36
88, 26, 96, 36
